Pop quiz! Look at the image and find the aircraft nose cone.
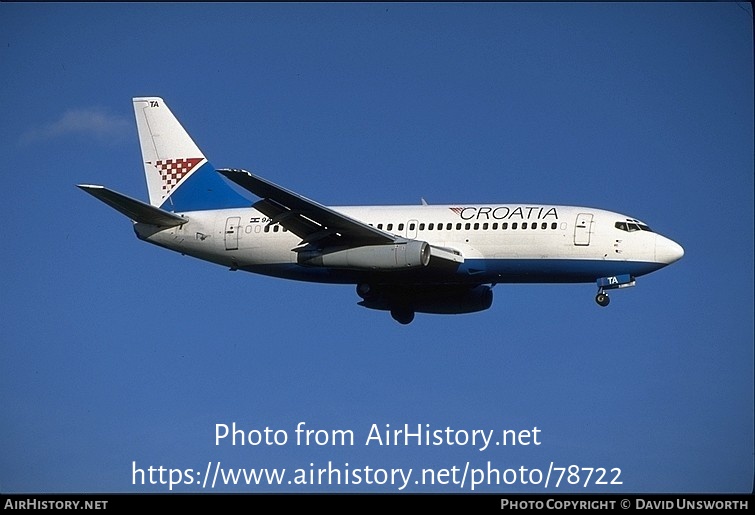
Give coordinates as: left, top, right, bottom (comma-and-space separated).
655, 235, 684, 264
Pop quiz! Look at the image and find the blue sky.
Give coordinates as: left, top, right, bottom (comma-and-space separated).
1, 3, 752, 494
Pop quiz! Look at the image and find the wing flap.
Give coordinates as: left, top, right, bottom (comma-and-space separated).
251, 198, 323, 239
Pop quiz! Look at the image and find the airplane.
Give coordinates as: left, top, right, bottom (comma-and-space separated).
78, 97, 684, 324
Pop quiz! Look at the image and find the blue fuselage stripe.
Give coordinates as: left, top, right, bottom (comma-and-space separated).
239, 258, 665, 285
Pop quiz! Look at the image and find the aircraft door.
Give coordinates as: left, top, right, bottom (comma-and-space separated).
225, 216, 241, 251
573, 213, 593, 246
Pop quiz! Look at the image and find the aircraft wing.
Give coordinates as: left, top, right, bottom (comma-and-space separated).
218, 169, 464, 264
217, 169, 397, 247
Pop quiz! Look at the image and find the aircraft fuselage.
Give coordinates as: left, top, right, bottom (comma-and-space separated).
136, 203, 682, 286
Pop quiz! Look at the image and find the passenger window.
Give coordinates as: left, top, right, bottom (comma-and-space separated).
522, 222, 527, 229
473, 223, 479, 230
387, 223, 393, 231
492, 223, 498, 230
398, 223, 405, 231
456, 223, 462, 230
502, 222, 508, 230
551, 222, 557, 230
483, 223, 489, 230
377, 224, 383, 230
427, 223, 433, 230
447, 223, 452, 230
512, 223, 518, 230
541, 223, 547, 229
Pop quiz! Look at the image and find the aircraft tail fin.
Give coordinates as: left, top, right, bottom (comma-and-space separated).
132, 97, 249, 212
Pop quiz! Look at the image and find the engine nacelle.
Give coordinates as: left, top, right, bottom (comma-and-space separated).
357, 284, 494, 315
299, 241, 431, 271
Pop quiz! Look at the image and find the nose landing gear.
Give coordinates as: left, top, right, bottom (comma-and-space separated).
595, 274, 636, 307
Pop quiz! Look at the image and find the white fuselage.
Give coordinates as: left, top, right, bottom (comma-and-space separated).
135, 203, 683, 286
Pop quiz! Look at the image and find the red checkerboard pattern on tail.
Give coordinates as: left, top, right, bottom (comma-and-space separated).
152, 158, 203, 196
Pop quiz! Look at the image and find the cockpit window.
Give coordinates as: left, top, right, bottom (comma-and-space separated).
615, 219, 653, 233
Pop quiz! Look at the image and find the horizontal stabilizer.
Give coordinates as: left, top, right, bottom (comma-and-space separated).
77, 185, 187, 227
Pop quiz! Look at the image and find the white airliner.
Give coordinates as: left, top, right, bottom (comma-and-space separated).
79, 97, 684, 324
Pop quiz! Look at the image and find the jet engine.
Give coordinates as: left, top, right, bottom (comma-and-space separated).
299, 240, 431, 271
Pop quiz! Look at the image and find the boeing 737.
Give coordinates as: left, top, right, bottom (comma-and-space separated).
78, 97, 684, 324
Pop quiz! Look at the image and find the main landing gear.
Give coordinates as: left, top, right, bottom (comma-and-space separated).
595, 274, 636, 307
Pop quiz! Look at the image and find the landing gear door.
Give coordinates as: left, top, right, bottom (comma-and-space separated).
574, 213, 593, 246
225, 216, 241, 251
